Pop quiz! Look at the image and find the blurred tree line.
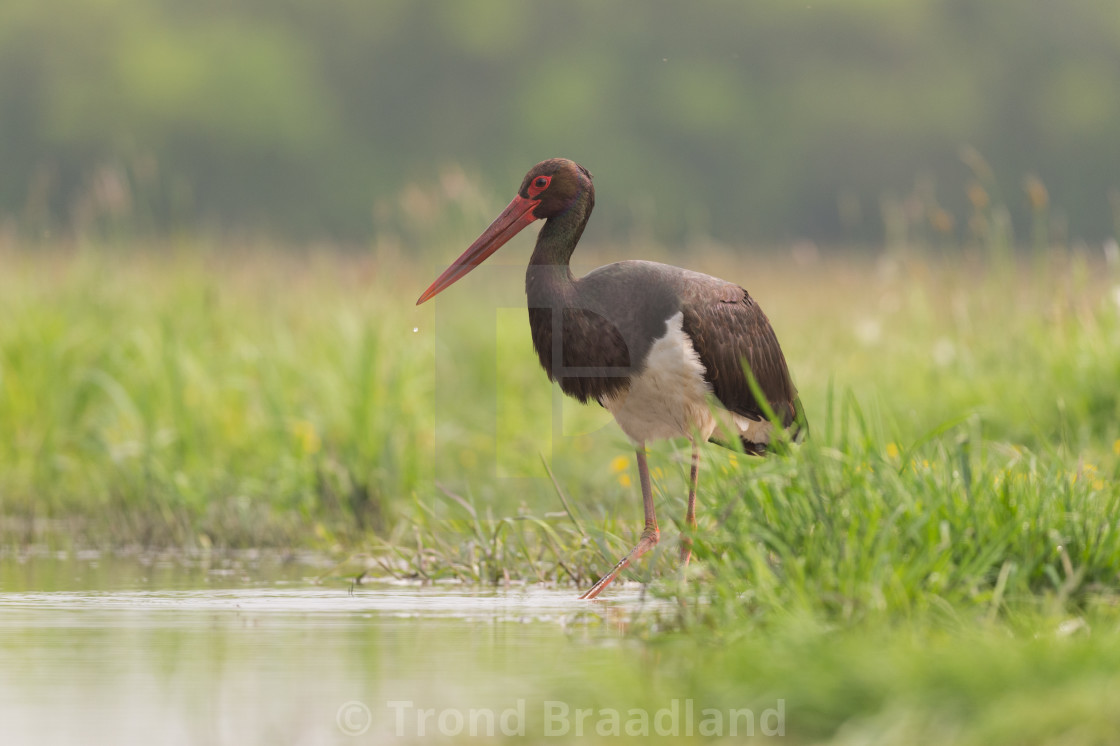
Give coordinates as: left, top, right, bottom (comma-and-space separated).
1, 0, 1118, 247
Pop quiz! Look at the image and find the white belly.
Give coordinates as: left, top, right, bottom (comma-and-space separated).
599, 312, 772, 446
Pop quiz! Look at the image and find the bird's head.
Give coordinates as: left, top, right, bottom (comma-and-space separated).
416, 158, 593, 304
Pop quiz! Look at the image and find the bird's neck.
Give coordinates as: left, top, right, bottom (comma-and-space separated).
525, 192, 592, 300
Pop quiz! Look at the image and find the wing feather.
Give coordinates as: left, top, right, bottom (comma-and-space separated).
680, 285, 805, 437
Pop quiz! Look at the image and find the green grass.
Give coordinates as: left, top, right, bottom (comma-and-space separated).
3, 237, 1120, 743
538, 613, 1120, 745
0, 244, 433, 545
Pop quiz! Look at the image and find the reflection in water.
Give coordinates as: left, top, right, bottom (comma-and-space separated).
0, 554, 663, 745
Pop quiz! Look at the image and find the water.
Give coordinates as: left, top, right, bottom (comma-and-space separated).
0, 552, 664, 745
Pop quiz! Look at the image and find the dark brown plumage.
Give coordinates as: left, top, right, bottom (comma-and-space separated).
418, 158, 805, 598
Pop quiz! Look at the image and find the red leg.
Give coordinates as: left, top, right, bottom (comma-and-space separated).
580, 447, 659, 599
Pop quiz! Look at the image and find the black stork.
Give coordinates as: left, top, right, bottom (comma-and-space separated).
417, 158, 804, 599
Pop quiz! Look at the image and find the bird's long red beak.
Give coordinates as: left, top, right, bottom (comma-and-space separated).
416, 194, 541, 305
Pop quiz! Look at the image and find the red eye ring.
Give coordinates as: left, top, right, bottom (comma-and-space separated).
528, 175, 551, 198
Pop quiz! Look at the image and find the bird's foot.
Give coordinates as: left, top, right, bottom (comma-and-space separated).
579, 527, 659, 600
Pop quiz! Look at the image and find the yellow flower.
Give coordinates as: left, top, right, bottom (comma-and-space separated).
618, 474, 632, 488
1113, 439, 1120, 457
610, 455, 630, 473
1073, 463, 1098, 485
886, 443, 900, 459
290, 420, 321, 455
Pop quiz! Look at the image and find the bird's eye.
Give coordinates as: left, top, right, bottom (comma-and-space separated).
528, 175, 552, 197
